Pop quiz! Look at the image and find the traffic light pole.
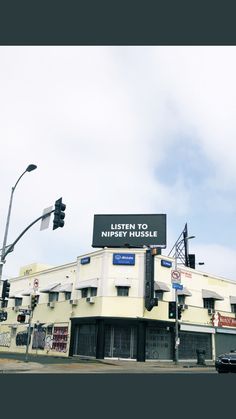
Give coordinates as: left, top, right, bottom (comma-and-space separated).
25, 310, 32, 362
174, 244, 179, 364
175, 287, 179, 364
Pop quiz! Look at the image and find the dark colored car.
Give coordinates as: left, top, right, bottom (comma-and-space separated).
215, 350, 236, 373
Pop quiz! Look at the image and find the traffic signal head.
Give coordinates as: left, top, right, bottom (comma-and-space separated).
178, 305, 182, 320
1, 280, 11, 300
168, 301, 176, 319
188, 254, 195, 269
31, 294, 38, 310
17, 314, 26, 323
53, 198, 66, 230
145, 297, 158, 311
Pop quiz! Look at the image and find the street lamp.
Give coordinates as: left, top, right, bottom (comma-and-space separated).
0, 164, 37, 282
174, 235, 195, 365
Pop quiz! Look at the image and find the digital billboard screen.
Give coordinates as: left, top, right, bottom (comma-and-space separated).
92, 214, 166, 248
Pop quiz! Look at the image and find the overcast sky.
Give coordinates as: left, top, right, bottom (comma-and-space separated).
0, 46, 236, 280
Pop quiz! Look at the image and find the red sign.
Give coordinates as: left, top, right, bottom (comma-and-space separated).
213, 312, 236, 328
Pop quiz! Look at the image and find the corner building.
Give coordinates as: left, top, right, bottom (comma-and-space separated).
1, 248, 236, 361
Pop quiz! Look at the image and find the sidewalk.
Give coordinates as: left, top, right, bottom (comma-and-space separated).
0, 356, 215, 374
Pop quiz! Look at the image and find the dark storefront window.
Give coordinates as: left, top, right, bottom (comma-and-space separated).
105, 325, 137, 359
179, 331, 212, 359
146, 327, 172, 360
74, 324, 97, 357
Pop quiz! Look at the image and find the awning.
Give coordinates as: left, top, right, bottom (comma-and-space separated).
114, 279, 131, 287
8, 291, 24, 298
154, 281, 170, 292
230, 296, 236, 305
48, 283, 73, 293
177, 287, 192, 297
21, 288, 40, 296
202, 289, 224, 300
76, 279, 98, 289
40, 283, 61, 293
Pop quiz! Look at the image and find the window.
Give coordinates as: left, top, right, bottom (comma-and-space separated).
231, 304, 236, 313
178, 295, 186, 306
117, 286, 129, 297
81, 288, 88, 298
15, 297, 23, 307
203, 298, 215, 309
90, 288, 97, 297
64, 292, 71, 301
154, 291, 164, 301
49, 292, 59, 303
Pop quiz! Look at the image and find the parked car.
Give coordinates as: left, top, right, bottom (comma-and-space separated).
215, 350, 236, 373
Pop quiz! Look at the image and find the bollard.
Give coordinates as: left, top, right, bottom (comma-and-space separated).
196, 349, 206, 365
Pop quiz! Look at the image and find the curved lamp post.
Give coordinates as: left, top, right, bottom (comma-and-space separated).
0, 164, 37, 281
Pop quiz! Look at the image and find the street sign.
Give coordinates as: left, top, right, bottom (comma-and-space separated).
172, 283, 183, 290
40, 206, 53, 231
171, 269, 181, 283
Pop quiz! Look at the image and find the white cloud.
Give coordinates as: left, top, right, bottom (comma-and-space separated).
0, 46, 236, 281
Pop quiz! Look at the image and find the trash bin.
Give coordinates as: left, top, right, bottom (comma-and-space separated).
196, 349, 206, 365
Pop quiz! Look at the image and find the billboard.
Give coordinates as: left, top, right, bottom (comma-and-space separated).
92, 214, 166, 248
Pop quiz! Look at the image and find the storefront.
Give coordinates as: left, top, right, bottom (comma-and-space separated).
71, 318, 175, 361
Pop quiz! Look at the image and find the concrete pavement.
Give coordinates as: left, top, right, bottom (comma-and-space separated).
0, 356, 216, 373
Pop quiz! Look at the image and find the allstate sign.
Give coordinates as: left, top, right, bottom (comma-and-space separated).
113, 253, 136, 265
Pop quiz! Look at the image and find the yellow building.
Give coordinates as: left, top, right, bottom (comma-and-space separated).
1, 248, 236, 361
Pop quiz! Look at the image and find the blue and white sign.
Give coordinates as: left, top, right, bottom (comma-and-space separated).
172, 283, 183, 290
81, 257, 91, 265
113, 253, 135, 266
161, 259, 172, 268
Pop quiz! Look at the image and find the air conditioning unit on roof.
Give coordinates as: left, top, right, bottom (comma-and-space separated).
208, 308, 215, 315
70, 299, 78, 306
86, 297, 95, 304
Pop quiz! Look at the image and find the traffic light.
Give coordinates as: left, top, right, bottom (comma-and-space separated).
17, 314, 26, 323
188, 254, 195, 269
0, 311, 7, 322
1, 280, 10, 300
178, 305, 182, 320
168, 301, 176, 319
31, 294, 38, 310
145, 297, 158, 311
53, 198, 66, 230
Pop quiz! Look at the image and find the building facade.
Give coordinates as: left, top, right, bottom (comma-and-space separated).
1, 248, 236, 361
